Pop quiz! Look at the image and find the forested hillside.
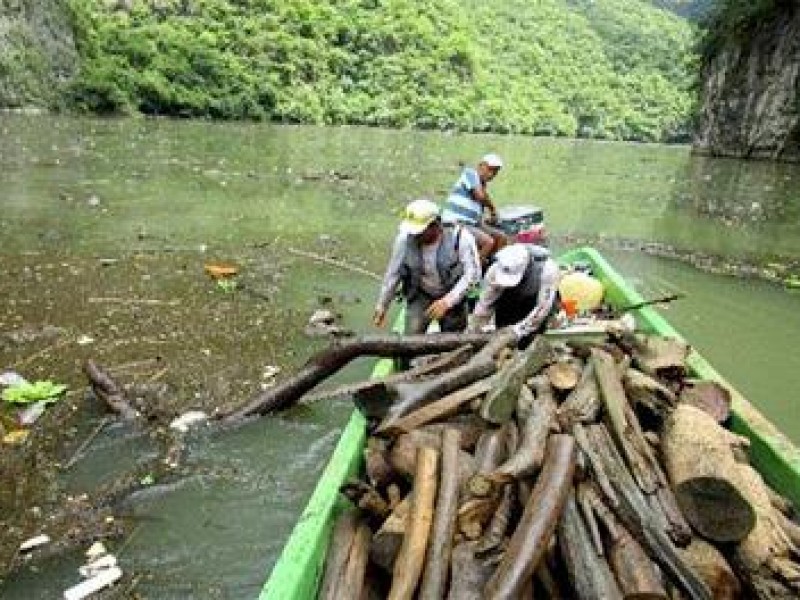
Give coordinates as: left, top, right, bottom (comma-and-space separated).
62, 0, 698, 142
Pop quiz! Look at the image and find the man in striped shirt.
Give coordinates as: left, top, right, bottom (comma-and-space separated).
441, 153, 505, 259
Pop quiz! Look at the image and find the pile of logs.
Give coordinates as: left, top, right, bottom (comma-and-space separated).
320, 329, 800, 599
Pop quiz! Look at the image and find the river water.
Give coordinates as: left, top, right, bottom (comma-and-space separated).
1, 115, 798, 597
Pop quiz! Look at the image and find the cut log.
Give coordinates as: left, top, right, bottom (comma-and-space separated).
491, 380, 557, 482
320, 510, 359, 600
301, 344, 475, 404
585, 483, 668, 600
457, 497, 501, 540
365, 437, 394, 489
731, 463, 800, 599
376, 376, 495, 436
558, 361, 602, 429
340, 480, 390, 521
662, 404, 756, 543
418, 414, 486, 451
375, 331, 516, 426
622, 367, 677, 425
593, 348, 659, 495
388, 445, 439, 600
484, 434, 577, 599
586, 424, 712, 600
624, 334, 690, 380
476, 483, 515, 556
370, 496, 410, 572
222, 330, 506, 420
559, 489, 624, 600
480, 337, 553, 424
419, 429, 461, 600
447, 541, 494, 600
678, 539, 740, 600
545, 360, 582, 392
388, 430, 475, 485
678, 379, 731, 424
340, 522, 371, 600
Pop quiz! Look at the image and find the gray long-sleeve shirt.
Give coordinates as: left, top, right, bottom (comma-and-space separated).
376, 227, 480, 312
472, 257, 560, 338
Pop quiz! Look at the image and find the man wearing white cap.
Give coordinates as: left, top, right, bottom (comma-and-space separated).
441, 153, 506, 259
470, 243, 560, 345
374, 199, 480, 336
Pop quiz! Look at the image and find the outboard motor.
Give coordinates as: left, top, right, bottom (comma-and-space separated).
494, 205, 547, 245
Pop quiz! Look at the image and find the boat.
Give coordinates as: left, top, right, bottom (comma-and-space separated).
259, 246, 800, 600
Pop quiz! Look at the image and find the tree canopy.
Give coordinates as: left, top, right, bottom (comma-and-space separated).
66, 0, 699, 142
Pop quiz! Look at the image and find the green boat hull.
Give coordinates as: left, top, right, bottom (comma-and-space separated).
260, 246, 800, 600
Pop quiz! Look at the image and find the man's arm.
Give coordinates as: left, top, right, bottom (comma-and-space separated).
373, 232, 406, 324
511, 260, 560, 339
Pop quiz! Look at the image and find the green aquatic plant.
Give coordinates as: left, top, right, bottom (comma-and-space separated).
2, 381, 68, 404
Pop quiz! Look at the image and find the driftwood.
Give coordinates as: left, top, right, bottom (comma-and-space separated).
545, 360, 581, 392
458, 497, 501, 540
593, 348, 659, 495
388, 445, 439, 600
301, 345, 475, 403
222, 331, 505, 420
678, 379, 732, 424
586, 424, 712, 600
320, 510, 360, 600
484, 434, 577, 599
419, 429, 461, 600
585, 483, 668, 600
559, 490, 624, 600
678, 539, 740, 600
370, 496, 410, 572
340, 480, 390, 522
365, 437, 394, 489
375, 376, 495, 436
622, 401, 692, 546
388, 430, 475, 485
340, 522, 371, 600
622, 367, 677, 425
374, 331, 516, 427
491, 380, 557, 482
731, 463, 800, 599
447, 541, 494, 600
662, 404, 755, 543
624, 334, 690, 380
83, 360, 139, 419
558, 361, 602, 429
476, 483, 516, 556
480, 337, 553, 424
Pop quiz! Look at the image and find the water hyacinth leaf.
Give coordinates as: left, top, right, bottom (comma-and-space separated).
2, 381, 68, 404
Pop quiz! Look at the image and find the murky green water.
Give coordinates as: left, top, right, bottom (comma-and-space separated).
1, 115, 799, 597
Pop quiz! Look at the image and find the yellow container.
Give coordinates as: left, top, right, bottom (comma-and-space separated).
558, 271, 604, 311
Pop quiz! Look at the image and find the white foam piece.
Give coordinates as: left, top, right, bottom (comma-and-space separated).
63, 566, 122, 600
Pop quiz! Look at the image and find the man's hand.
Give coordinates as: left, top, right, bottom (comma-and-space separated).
425, 298, 450, 321
372, 307, 387, 328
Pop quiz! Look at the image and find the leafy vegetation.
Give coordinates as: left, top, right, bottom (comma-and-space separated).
63, 0, 698, 142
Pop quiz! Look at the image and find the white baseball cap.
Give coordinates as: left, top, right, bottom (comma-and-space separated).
487, 244, 529, 287
481, 153, 504, 169
399, 198, 440, 235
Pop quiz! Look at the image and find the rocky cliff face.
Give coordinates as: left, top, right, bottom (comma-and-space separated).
694, 7, 800, 162
0, 0, 78, 109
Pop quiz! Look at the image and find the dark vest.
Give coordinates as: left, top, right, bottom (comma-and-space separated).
494, 247, 548, 328
400, 227, 464, 301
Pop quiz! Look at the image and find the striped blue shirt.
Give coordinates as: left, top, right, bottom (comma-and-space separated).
441, 167, 483, 225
